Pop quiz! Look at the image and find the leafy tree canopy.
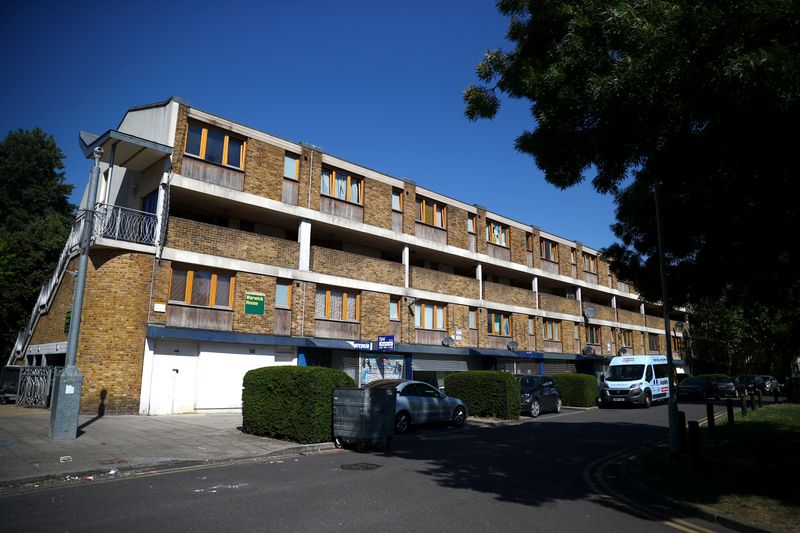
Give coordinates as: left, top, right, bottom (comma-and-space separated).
465, 0, 799, 369
0, 129, 74, 356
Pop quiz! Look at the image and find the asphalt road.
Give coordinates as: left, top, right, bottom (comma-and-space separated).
0, 402, 734, 533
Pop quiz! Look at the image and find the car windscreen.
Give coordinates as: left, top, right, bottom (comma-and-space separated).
606, 365, 644, 381
520, 377, 542, 391
681, 378, 702, 386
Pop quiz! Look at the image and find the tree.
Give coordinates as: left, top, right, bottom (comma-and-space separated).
0, 129, 74, 356
465, 0, 799, 370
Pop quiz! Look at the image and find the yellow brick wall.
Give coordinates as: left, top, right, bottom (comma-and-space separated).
29, 257, 77, 346
243, 138, 284, 201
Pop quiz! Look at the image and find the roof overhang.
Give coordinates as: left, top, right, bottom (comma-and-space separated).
79, 130, 172, 172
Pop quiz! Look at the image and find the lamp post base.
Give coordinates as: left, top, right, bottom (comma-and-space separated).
49, 367, 83, 440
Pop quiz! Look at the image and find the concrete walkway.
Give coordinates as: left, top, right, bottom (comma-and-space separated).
0, 404, 328, 489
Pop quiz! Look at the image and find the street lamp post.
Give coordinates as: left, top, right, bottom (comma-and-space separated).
49, 146, 103, 440
653, 181, 681, 459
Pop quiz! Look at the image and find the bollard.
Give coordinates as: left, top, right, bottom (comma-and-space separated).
727, 398, 735, 425
706, 401, 716, 437
678, 411, 688, 453
757, 390, 763, 408
740, 396, 748, 416
688, 421, 701, 463
749, 393, 756, 412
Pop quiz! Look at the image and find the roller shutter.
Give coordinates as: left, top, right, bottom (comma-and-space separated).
412, 355, 481, 372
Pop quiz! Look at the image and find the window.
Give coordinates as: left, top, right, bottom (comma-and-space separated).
315, 288, 360, 321
391, 188, 403, 212
468, 308, 477, 329
413, 301, 446, 330
526, 233, 534, 252
528, 317, 535, 335
583, 253, 598, 273
544, 320, 561, 341
389, 298, 400, 321
184, 121, 245, 169
648, 333, 660, 351
276, 281, 291, 308
416, 197, 446, 228
540, 238, 559, 262
620, 330, 633, 347
169, 266, 234, 308
587, 324, 601, 345
486, 221, 509, 247
283, 154, 299, 180
487, 310, 511, 336
467, 213, 476, 234
321, 168, 363, 204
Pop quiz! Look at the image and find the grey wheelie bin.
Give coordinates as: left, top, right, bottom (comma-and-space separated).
332, 387, 396, 452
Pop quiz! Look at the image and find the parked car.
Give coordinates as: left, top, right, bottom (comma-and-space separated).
517, 375, 562, 417
736, 375, 759, 395
364, 379, 468, 434
677, 376, 711, 400
710, 376, 746, 399
756, 375, 779, 394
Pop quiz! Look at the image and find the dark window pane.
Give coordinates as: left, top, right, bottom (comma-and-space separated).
191, 271, 212, 306
227, 138, 242, 168
186, 124, 202, 156
215, 273, 231, 307
205, 129, 225, 164
170, 269, 187, 302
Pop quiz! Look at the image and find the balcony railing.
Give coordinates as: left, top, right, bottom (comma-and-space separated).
94, 203, 158, 246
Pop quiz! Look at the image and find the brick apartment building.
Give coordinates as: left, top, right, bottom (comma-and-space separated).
7, 97, 688, 414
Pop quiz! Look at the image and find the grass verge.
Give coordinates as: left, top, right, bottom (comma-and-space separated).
634, 404, 800, 533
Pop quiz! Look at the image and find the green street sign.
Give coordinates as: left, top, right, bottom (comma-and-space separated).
245, 292, 265, 315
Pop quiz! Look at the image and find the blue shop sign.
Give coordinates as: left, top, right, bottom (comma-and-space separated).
377, 335, 395, 351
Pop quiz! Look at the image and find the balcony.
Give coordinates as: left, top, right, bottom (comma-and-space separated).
538, 293, 581, 316
94, 204, 158, 246
311, 247, 403, 286
320, 195, 363, 223
617, 308, 645, 327
415, 222, 447, 245
166, 217, 299, 268
315, 319, 360, 340
483, 281, 536, 309
588, 304, 616, 322
182, 156, 244, 191
410, 267, 479, 299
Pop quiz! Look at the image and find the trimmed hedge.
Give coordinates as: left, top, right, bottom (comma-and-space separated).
444, 371, 519, 420
242, 366, 354, 444
551, 373, 598, 407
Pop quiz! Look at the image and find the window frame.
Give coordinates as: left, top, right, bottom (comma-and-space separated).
184, 121, 246, 170
543, 319, 561, 341
389, 298, 401, 321
620, 330, 633, 347
648, 333, 660, 351
283, 153, 300, 181
315, 287, 361, 321
413, 301, 447, 330
321, 167, 364, 205
527, 317, 535, 335
540, 238, 559, 263
391, 188, 403, 212
415, 196, 447, 229
468, 308, 477, 330
275, 280, 292, 309
587, 324, 601, 345
487, 310, 511, 336
486, 220, 510, 247
467, 213, 476, 234
526, 233, 534, 252
168, 265, 235, 309
583, 253, 598, 273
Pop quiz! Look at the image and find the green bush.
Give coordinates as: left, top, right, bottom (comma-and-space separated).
242, 366, 355, 444
444, 371, 519, 420
552, 373, 598, 407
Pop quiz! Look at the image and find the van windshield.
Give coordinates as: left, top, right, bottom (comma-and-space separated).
607, 364, 644, 382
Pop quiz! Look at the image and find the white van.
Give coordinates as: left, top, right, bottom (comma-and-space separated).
599, 355, 670, 408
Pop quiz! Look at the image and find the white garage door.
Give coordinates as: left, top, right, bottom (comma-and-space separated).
149, 341, 199, 415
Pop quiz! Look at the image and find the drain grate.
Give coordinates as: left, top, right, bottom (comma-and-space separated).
340, 463, 382, 471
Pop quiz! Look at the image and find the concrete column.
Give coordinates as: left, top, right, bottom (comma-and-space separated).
476, 264, 483, 301
640, 303, 646, 315
153, 179, 167, 258
298, 219, 311, 271
402, 245, 410, 288
532, 276, 539, 309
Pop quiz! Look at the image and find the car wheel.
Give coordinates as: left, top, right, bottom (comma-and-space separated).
452, 406, 466, 427
395, 411, 410, 434
0, 396, 6, 405
530, 399, 541, 417
643, 391, 652, 408
554, 397, 563, 414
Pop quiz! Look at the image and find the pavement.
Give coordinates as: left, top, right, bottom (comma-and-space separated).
0, 404, 330, 490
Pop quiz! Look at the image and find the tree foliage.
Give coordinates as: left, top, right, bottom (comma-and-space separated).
0, 129, 74, 356
465, 0, 799, 370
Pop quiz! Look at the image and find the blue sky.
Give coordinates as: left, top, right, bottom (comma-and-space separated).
0, 1, 618, 249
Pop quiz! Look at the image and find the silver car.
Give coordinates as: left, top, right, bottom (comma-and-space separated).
365, 379, 468, 434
